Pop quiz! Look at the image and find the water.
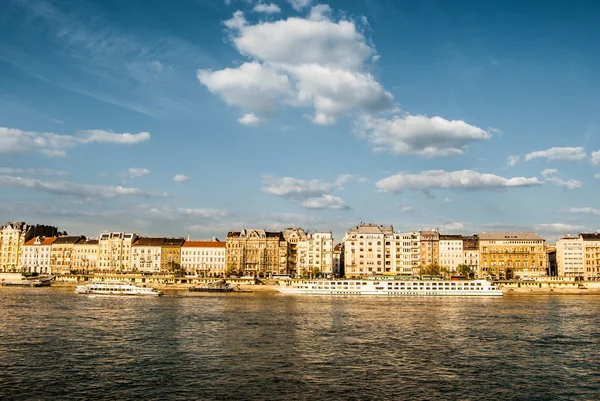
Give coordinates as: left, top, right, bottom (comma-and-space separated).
1, 289, 599, 400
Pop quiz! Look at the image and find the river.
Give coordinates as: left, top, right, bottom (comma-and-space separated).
0, 288, 598, 400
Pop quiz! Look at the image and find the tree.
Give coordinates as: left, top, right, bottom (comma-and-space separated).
422, 263, 441, 276
167, 261, 185, 277
457, 264, 471, 277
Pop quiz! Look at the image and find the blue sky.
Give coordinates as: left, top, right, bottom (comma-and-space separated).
1, 0, 599, 243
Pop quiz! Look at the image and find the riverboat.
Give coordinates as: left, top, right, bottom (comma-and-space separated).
189, 280, 234, 292
74, 281, 163, 296
277, 279, 503, 296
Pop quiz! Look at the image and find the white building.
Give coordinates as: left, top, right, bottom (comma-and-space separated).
439, 234, 464, 272
556, 234, 585, 278
297, 232, 334, 277
131, 237, 164, 273
180, 240, 226, 276
393, 231, 420, 276
0, 222, 29, 272
581, 233, 600, 280
22, 236, 56, 274
343, 223, 393, 277
73, 239, 99, 273
98, 232, 138, 272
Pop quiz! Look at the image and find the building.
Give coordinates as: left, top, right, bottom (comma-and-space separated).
343, 223, 393, 277
547, 245, 557, 277
161, 238, 185, 273
393, 231, 420, 277
226, 229, 288, 277
22, 236, 56, 274
439, 234, 463, 273
333, 243, 344, 278
98, 232, 138, 272
555, 234, 584, 278
284, 228, 307, 277
131, 237, 165, 273
73, 239, 99, 273
462, 235, 480, 276
582, 233, 600, 280
478, 232, 547, 280
180, 239, 226, 277
0, 222, 32, 272
298, 231, 334, 277
419, 229, 440, 268
50, 236, 85, 274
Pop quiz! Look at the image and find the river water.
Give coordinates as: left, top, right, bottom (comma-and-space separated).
0, 288, 599, 400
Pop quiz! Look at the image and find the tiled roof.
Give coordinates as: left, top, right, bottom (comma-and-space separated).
478, 232, 545, 241
77, 239, 99, 245
163, 238, 185, 246
581, 233, 600, 241
182, 241, 226, 248
440, 234, 463, 240
52, 236, 85, 245
133, 237, 166, 246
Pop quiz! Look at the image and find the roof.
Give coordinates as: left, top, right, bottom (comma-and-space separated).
2, 221, 27, 231
440, 234, 463, 241
478, 232, 545, 241
182, 241, 226, 248
462, 235, 479, 250
77, 239, 99, 245
581, 233, 600, 241
347, 223, 393, 235
133, 237, 166, 246
162, 238, 185, 247
25, 237, 57, 246
52, 236, 85, 245
227, 229, 283, 240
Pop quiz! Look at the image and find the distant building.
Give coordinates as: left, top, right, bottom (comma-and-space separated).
299, 231, 334, 278
0, 222, 56, 272
180, 239, 226, 277
419, 229, 440, 267
161, 238, 185, 273
343, 223, 393, 277
73, 239, 99, 273
22, 236, 56, 274
50, 236, 86, 274
333, 243, 344, 278
556, 234, 584, 278
132, 237, 165, 273
98, 232, 138, 272
582, 233, 600, 280
439, 234, 463, 272
462, 235, 480, 276
284, 228, 307, 277
226, 229, 288, 277
478, 232, 547, 280
546, 245, 557, 277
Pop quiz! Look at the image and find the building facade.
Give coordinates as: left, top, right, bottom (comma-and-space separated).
556, 234, 584, 278
98, 232, 138, 272
462, 235, 480, 276
226, 229, 287, 277
50, 236, 85, 274
284, 228, 307, 277
297, 231, 334, 277
181, 240, 226, 276
419, 229, 440, 268
582, 233, 600, 280
393, 231, 420, 277
73, 239, 99, 273
479, 232, 547, 280
161, 238, 185, 273
131, 238, 165, 273
439, 234, 463, 272
0, 222, 30, 272
343, 223, 393, 277
22, 236, 56, 274
333, 243, 344, 278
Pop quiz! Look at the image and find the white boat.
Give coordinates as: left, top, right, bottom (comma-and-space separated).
74, 281, 163, 296
277, 279, 503, 296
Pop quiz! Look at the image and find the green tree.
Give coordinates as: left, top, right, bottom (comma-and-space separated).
457, 264, 471, 277
422, 263, 441, 276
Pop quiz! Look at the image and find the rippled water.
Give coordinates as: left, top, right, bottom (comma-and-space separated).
0, 288, 599, 400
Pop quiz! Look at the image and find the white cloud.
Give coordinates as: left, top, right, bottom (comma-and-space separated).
595, 173, 600, 179
400, 206, 413, 213
261, 175, 349, 210
440, 222, 464, 232
0, 126, 150, 156
173, 174, 191, 182
523, 147, 587, 162
506, 155, 520, 167
592, 151, 600, 165
562, 207, 600, 216
376, 170, 541, 193
308, 4, 332, 21
198, 62, 293, 116
301, 194, 348, 210
128, 168, 150, 178
545, 176, 582, 190
534, 223, 590, 233
287, 0, 313, 11
357, 115, 493, 157
541, 168, 558, 177
0, 175, 160, 199
238, 113, 262, 126
253, 3, 281, 13
224, 10, 247, 30
333, 174, 368, 189
0, 167, 70, 176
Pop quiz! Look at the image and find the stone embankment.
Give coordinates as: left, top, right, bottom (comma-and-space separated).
500, 280, 600, 295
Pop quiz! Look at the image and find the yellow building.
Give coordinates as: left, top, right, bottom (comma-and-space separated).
478, 232, 547, 280
97, 232, 138, 272
0, 222, 29, 272
160, 238, 185, 273
226, 229, 287, 277
73, 239, 99, 273
582, 233, 600, 280
419, 229, 440, 267
50, 236, 85, 274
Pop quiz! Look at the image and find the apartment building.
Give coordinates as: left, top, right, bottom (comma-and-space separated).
419, 229, 440, 267
131, 237, 165, 273
226, 229, 288, 277
72, 239, 99, 273
180, 240, 226, 276
22, 236, 56, 274
50, 236, 85, 274
479, 232, 547, 280
582, 233, 600, 280
439, 234, 464, 272
98, 232, 138, 272
555, 234, 584, 278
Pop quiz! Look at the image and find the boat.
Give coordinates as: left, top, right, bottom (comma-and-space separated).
276, 279, 503, 296
189, 280, 234, 292
1, 276, 53, 287
74, 281, 163, 296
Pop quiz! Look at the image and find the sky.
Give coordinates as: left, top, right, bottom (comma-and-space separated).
1, 0, 600, 243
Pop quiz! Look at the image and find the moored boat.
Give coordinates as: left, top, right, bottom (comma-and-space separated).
277, 279, 503, 296
189, 280, 233, 292
75, 281, 163, 296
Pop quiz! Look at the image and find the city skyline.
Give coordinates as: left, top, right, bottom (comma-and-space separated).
2, 0, 600, 243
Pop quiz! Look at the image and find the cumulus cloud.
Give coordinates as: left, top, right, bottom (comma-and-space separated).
333, 174, 367, 189
357, 114, 493, 157
562, 207, 600, 216
0, 126, 150, 157
541, 169, 558, 177
238, 113, 262, 126
287, 0, 313, 11
173, 174, 191, 182
545, 176, 582, 190
534, 223, 591, 233
376, 170, 541, 193
198, 9, 394, 124
506, 155, 520, 167
262, 175, 350, 209
595, 173, 600, 179
440, 222, 464, 232
0, 167, 70, 176
128, 168, 150, 178
400, 206, 413, 213
253, 3, 281, 13
0, 175, 160, 199
523, 147, 587, 162
592, 151, 600, 166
